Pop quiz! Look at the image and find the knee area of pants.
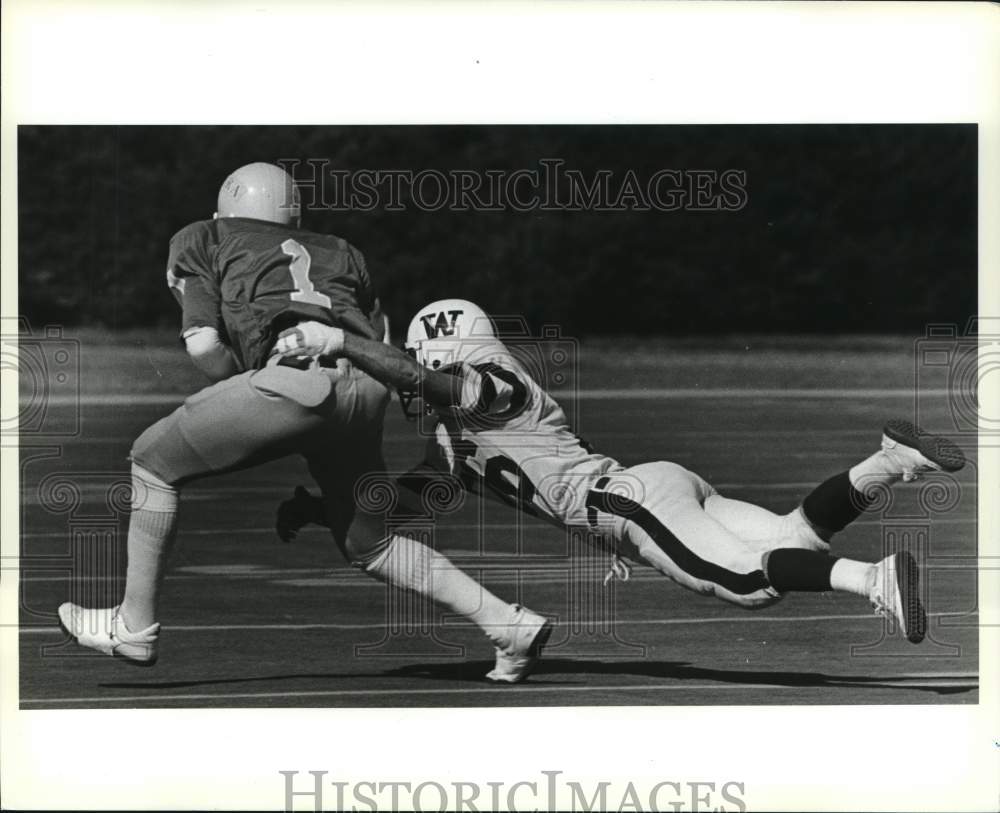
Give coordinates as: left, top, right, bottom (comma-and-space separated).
129, 436, 173, 481
130, 462, 178, 512
129, 438, 151, 467
346, 534, 392, 569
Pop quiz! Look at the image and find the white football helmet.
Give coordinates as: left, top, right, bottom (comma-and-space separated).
400, 299, 498, 418
216, 162, 301, 226
404, 298, 498, 370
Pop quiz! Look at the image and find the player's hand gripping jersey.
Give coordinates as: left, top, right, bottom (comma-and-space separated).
167, 218, 384, 370
426, 345, 625, 527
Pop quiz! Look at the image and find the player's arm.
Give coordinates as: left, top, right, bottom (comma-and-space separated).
272, 322, 463, 407
347, 333, 466, 407
178, 281, 239, 381
182, 326, 240, 382
167, 224, 240, 382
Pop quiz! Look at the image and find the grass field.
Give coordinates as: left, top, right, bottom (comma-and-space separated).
16, 335, 979, 707
23, 327, 930, 394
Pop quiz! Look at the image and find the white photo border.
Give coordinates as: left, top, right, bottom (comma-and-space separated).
2, 2, 998, 811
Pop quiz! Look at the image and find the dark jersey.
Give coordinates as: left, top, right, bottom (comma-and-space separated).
166, 218, 383, 370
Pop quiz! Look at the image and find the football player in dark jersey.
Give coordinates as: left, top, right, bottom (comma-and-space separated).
58, 165, 552, 682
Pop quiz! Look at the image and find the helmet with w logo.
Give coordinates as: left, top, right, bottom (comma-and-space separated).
404, 299, 497, 369
400, 299, 498, 419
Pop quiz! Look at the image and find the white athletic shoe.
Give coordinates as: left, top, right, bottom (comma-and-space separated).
868, 552, 926, 644
486, 605, 554, 684
882, 419, 966, 482
57, 603, 160, 665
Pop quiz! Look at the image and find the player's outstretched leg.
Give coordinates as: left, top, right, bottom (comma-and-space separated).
706, 420, 967, 552
797, 419, 965, 542
286, 470, 556, 684
58, 366, 352, 667
57, 462, 175, 664
593, 463, 927, 642
763, 548, 926, 643
704, 493, 826, 552
358, 533, 554, 683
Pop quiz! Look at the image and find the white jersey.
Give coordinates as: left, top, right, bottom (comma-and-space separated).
417, 342, 782, 608
424, 342, 624, 526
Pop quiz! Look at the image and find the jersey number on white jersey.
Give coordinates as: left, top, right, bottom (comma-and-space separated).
457, 441, 539, 515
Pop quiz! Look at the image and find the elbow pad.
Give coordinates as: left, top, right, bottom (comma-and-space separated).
183, 326, 226, 359
183, 326, 237, 379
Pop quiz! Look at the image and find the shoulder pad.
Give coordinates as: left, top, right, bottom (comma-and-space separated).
169, 219, 218, 248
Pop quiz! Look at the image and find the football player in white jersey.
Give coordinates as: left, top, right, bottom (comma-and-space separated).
273, 299, 966, 645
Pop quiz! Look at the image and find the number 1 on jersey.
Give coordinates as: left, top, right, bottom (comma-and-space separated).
282, 238, 332, 308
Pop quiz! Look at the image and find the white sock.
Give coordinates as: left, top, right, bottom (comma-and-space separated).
365, 534, 515, 647
830, 558, 874, 598
120, 464, 178, 631
849, 452, 900, 490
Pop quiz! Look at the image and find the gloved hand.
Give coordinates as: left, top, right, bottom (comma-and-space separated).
272, 321, 345, 359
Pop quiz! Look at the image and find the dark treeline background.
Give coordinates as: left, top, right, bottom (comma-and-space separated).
18, 125, 976, 336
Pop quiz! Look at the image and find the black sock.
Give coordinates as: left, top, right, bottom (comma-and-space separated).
800, 470, 873, 536
763, 548, 838, 593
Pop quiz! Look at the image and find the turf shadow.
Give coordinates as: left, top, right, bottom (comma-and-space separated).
531, 658, 976, 695
99, 657, 975, 696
